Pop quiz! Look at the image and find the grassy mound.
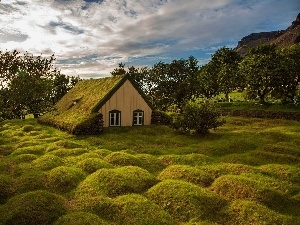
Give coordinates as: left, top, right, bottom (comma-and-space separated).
226, 200, 295, 225
104, 152, 141, 167
14, 170, 46, 194
158, 165, 213, 187
46, 166, 86, 193
31, 154, 64, 170
69, 195, 114, 221
158, 154, 212, 166
47, 148, 89, 157
135, 154, 166, 173
0, 174, 14, 204
10, 145, 45, 156
54, 212, 109, 225
147, 179, 227, 223
76, 158, 113, 173
210, 175, 292, 213
13, 154, 38, 163
76, 166, 157, 197
0, 190, 67, 225
112, 194, 176, 225
259, 164, 300, 185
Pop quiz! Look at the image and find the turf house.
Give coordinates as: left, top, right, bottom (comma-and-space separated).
38, 75, 153, 134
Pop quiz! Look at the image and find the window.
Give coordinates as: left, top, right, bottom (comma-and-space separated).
109, 110, 121, 126
133, 110, 144, 126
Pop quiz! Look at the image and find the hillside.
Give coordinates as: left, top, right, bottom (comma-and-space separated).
236, 13, 300, 55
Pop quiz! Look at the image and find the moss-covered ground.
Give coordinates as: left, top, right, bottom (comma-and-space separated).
0, 116, 299, 224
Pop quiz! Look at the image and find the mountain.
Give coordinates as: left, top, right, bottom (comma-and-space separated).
235, 13, 300, 55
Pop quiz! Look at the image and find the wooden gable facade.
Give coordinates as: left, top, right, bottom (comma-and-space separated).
94, 77, 153, 127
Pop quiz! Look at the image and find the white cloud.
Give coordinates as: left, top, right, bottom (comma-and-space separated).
0, 0, 299, 77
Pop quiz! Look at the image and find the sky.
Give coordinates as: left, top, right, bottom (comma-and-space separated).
0, 0, 299, 79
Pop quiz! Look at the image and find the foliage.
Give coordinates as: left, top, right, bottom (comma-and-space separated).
239, 44, 299, 103
171, 101, 225, 134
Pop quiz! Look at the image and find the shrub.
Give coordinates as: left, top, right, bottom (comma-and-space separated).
76, 166, 157, 197
226, 200, 294, 225
54, 212, 109, 225
147, 179, 227, 223
46, 166, 86, 193
158, 165, 214, 187
112, 194, 176, 225
104, 152, 141, 167
171, 101, 225, 134
31, 154, 64, 170
0, 190, 67, 225
76, 158, 113, 173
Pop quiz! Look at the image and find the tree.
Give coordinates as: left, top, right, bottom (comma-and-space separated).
0, 50, 61, 118
110, 62, 126, 76
211, 47, 243, 101
198, 62, 220, 99
239, 44, 298, 104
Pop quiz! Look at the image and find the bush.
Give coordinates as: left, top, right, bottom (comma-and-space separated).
171, 101, 225, 134
158, 165, 214, 187
112, 194, 176, 225
46, 166, 86, 193
0, 190, 67, 225
147, 179, 227, 223
76, 166, 157, 197
54, 212, 109, 225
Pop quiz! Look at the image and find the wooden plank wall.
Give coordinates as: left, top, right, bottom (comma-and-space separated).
99, 80, 152, 127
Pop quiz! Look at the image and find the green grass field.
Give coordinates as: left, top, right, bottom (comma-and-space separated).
0, 117, 300, 224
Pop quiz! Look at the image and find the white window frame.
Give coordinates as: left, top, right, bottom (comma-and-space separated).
109, 110, 121, 127
133, 110, 144, 126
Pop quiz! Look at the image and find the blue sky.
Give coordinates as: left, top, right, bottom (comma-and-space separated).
0, 0, 299, 78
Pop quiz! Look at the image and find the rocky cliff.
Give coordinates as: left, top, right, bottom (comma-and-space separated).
235, 13, 300, 55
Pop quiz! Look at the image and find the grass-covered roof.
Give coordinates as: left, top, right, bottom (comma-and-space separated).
38, 75, 125, 134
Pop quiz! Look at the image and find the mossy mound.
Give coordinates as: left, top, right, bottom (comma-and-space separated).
0, 174, 14, 204
11, 145, 45, 156
76, 166, 157, 197
200, 163, 257, 179
104, 152, 141, 167
135, 154, 166, 173
46, 166, 86, 193
0, 190, 67, 225
226, 200, 295, 225
47, 148, 89, 157
54, 212, 109, 225
158, 165, 213, 187
13, 154, 38, 163
210, 175, 291, 213
69, 195, 114, 221
250, 150, 300, 164
259, 164, 300, 185
14, 170, 46, 194
76, 158, 113, 173
147, 179, 227, 223
31, 154, 64, 170
112, 194, 176, 225
159, 154, 212, 166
